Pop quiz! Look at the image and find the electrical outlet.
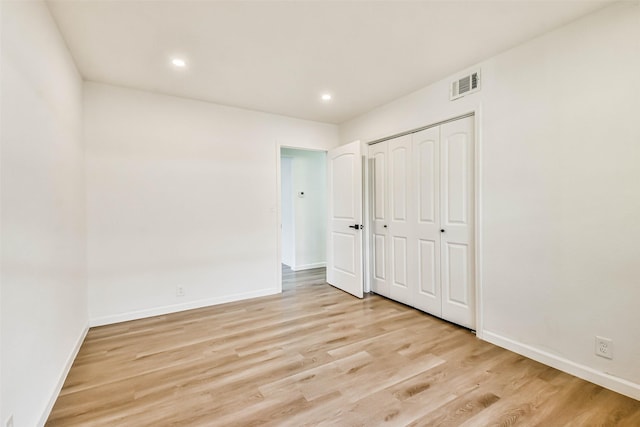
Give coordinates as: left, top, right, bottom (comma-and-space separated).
595, 336, 613, 359
176, 286, 185, 297
6, 415, 14, 427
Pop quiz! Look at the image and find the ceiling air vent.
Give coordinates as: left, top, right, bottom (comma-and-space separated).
450, 69, 480, 100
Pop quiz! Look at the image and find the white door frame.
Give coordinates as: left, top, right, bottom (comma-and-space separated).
280, 156, 295, 269
275, 143, 329, 294
363, 106, 484, 336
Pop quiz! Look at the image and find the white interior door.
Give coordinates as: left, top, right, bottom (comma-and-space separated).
368, 141, 390, 298
440, 117, 475, 328
412, 127, 442, 316
327, 141, 364, 298
388, 135, 413, 305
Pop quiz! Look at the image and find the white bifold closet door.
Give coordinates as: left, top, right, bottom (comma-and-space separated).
412, 126, 442, 317
388, 135, 413, 306
369, 142, 390, 298
368, 115, 475, 329
439, 117, 475, 327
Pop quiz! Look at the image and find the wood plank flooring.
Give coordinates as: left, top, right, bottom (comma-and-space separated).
48, 277, 640, 426
281, 264, 326, 291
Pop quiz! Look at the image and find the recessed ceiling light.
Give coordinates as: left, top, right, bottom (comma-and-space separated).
171, 58, 186, 68
321, 93, 332, 101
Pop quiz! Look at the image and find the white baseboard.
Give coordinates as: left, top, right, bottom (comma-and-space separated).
291, 262, 326, 272
482, 330, 640, 401
89, 288, 280, 327
39, 323, 89, 427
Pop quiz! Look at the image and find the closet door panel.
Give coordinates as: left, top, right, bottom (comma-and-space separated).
418, 137, 437, 224
418, 239, 437, 296
373, 234, 386, 281
412, 127, 442, 316
440, 117, 475, 329
443, 243, 469, 305
392, 236, 408, 287
368, 142, 390, 297
388, 135, 413, 305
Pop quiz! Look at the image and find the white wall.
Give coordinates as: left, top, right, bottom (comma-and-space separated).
341, 2, 640, 399
0, 1, 88, 426
84, 82, 338, 325
281, 148, 327, 271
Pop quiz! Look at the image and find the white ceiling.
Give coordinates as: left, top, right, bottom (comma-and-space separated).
48, 0, 611, 124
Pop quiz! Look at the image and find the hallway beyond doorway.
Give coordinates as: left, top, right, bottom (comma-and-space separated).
282, 264, 326, 291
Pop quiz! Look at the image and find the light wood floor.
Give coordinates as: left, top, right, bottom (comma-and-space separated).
281, 264, 326, 291
48, 278, 640, 426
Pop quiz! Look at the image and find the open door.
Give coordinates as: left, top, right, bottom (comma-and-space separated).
326, 141, 364, 298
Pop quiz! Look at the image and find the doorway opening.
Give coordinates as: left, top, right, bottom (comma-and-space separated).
279, 147, 328, 292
